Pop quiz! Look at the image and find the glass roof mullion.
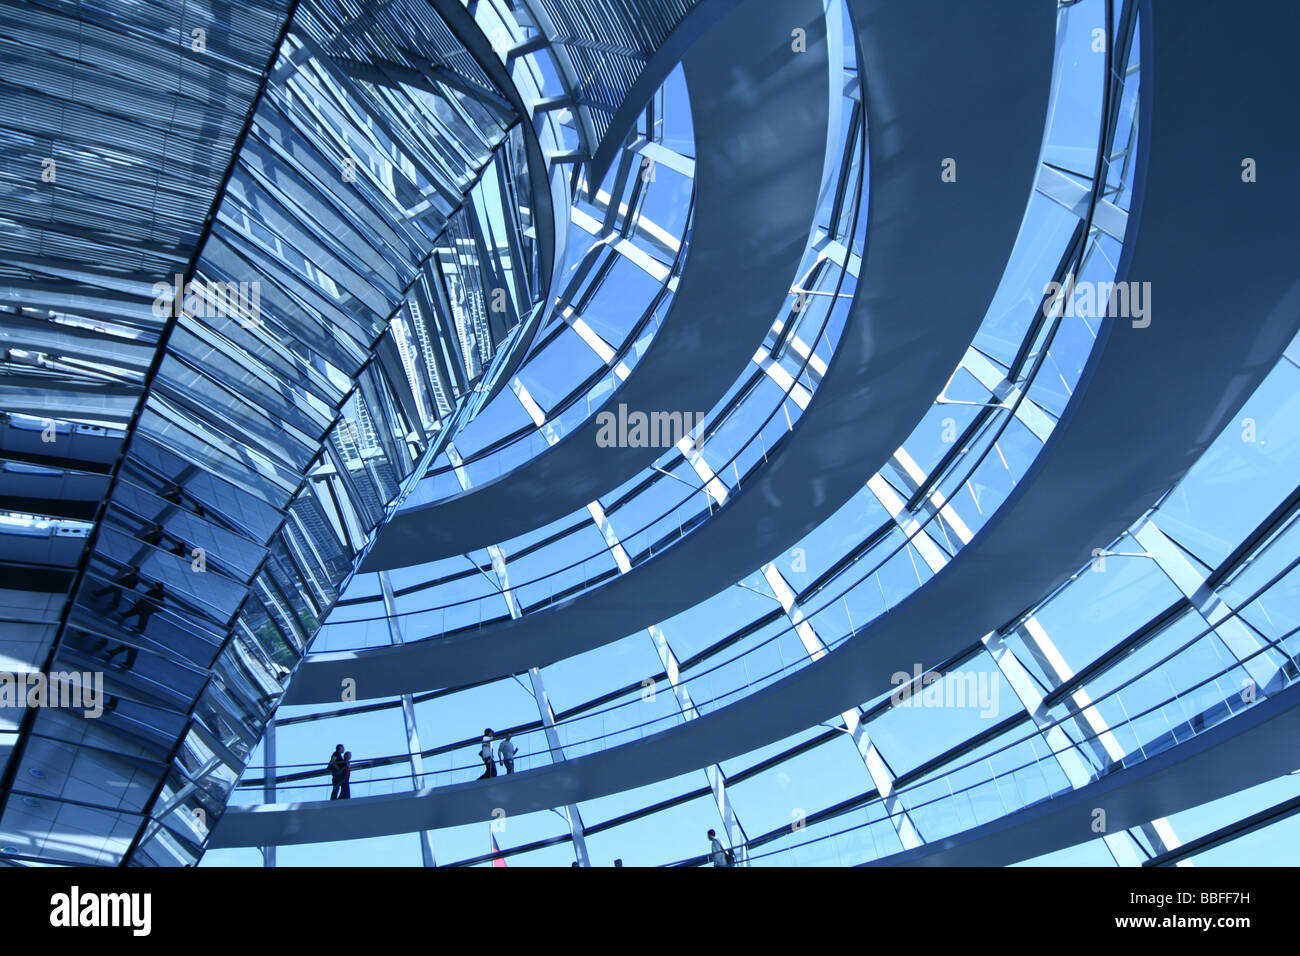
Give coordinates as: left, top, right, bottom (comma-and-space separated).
759, 563, 924, 851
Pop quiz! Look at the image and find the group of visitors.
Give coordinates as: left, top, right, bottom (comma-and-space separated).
321, 729, 516, 802
478, 729, 516, 778
78, 480, 213, 673
328, 744, 352, 799
92, 564, 166, 633
315, 744, 739, 867
88, 564, 166, 668
89, 501, 204, 642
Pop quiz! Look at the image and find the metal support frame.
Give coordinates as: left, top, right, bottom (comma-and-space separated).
500, 378, 752, 863
262, 720, 277, 867
762, 563, 924, 850
884, 445, 1186, 866
380, 571, 438, 866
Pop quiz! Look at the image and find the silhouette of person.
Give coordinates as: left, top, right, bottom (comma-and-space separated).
478, 729, 497, 779
498, 732, 516, 775
339, 751, 352, 799
119, 581, 165, 632
137, 523, 165, 547
160, 482, 205, 518
328, 745, 346, 800
105, 642, 138, 670
708, 829, 732, 867
91, 565, 140, 611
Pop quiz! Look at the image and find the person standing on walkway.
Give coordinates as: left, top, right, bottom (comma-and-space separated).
328, 744, 346, 800
498, 732, 516, 775
339, 751, 352, 799
478, 729, 497, 779
708, 829, 731, 867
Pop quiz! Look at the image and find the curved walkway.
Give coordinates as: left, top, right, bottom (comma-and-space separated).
358, 0, 832, 570
864, 680, 1300, 867
288, 0, 1056, 701
213, 673, 1300, 850
214, 0, 1300, 845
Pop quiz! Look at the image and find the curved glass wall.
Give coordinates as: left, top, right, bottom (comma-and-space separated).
0, 0, 711, 867
197, 0, 1291, 877
405, 66, 698, 500
227, 314, 1300, 866
5, 0, 1294, 872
